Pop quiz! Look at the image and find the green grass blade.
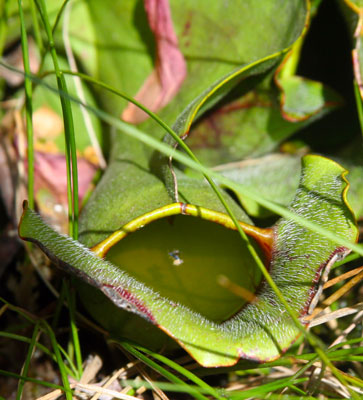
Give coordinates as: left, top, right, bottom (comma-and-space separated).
18, 0, 34, 209
131, 343, 225, 400
287, 356, 319, 388
51, 0, 70, 35
64, 281, 83, 378
226, 377, 308, 399
29, 0, 44, 55
117, 341, 210, 400
123, 377, 308, 399
0, 369, 65, 391
35, 0, 79, 239
56, 342, 79, 378
330, 338, 363, 349
16, 322, 40, 400
2, 282, 78, 379
0, 330, 75, 378
122, 379, 229, 398
0, 331, 53, 360
41, 321, 73, 400
354, 80, 363, 140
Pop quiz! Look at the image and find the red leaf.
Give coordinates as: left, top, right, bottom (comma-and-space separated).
34, 151, 96, 205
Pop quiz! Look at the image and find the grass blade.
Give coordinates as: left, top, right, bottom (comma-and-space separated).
354, 80, 363, 140
16, 322, 40, 400
18, 0, 34, 208
116, 341, 210, 400
35, 0, 79, 239
51, 0, 70, 35
0, 331, 52, 359
0, 369, 65, 391
131, 343, 225, 400
41, 321, 73, 400
29, 0, 44, 55
64, 281, 83, 379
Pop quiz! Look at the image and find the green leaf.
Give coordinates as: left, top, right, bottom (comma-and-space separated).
215, 153, 302, 217
174, 57, 340, 167
184, 83, 337, 167
18, 155, 358, 367
159, 0, 308, 127
216, 152, 363, 219
184, 86, 296, 166
277, 75, 341, 122
76, 0, 308, 124
177, 26, 339, 168
80, 0, 155, 116
344, 161, 363, 219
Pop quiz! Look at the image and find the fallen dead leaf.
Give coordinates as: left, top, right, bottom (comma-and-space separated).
33, 106, 64, 142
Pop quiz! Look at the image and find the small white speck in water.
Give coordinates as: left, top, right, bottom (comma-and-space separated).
168, 250, 184, 266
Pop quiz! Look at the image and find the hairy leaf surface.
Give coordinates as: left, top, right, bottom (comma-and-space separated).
19, 155, 357, 367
